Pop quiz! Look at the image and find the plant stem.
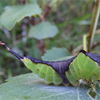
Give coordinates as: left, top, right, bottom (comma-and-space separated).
87, 0, 100, 52
83, 35, 87, 51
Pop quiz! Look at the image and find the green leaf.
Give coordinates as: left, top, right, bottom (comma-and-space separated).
0, 73, 92, 100
29, 21, 58, 39
42, 47, 71, 61
53, 56, 73, 61
0, 4, 42, 30
95, 84, 100, 99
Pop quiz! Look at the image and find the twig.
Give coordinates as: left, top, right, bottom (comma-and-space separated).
91, 42, 100, 49
72, 45, 83, 55
87, 0, 100, 52
72, 42, 100, 54
37, 40, 46, 53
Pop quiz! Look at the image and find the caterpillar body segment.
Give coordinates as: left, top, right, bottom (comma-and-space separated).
91, 66, 100, 81
65, 53, 85, 85
22, 58, 36, 71
65, 63, 78, 86
72, 58, 81, 79
81, 50, 100, 82
84, 57, 97, 81
65, 51, 100, 86
77, 53, 86, 80
37, 64, 47, 78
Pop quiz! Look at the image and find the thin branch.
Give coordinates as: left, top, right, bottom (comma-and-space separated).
72, 45, 83, 55
72, 42, 100, 54
91, 42, 100, 49
87, 0, 100, 52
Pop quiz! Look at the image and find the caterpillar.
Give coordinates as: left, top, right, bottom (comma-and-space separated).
1, 41, 100, 86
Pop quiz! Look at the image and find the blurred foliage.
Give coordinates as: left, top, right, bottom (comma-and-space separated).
1, 0, 100, 84
29, 21, 58, 39
42, 47, 71, 61
0, 3, 42, 30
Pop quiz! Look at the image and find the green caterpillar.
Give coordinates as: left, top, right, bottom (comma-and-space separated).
1, 41, 100, 86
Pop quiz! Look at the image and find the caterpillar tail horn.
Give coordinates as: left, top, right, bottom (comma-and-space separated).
0, 41, 23, 60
